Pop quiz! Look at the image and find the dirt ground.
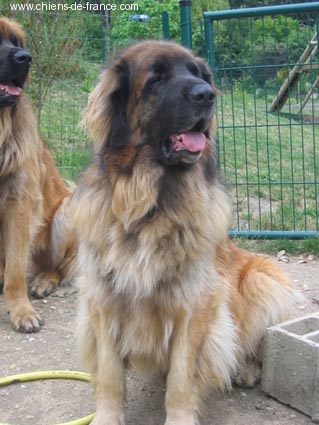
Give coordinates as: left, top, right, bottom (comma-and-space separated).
0, 254, 319, 425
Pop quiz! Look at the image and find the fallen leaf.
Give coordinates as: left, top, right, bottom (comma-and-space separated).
279, 256, 290, 263
277, 250, 286, 259
277, 250, 290, 262
297, 259, 307, 264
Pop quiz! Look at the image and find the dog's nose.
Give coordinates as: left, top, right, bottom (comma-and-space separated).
13, 49, 32, 65
188, 83, 214, 106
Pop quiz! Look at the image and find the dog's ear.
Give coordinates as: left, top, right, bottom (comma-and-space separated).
106, 60, 130, 149
83, 58, 130, 151
0, 18, 26, 48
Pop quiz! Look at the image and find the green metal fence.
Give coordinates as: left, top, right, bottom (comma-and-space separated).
204, 3, 319, 238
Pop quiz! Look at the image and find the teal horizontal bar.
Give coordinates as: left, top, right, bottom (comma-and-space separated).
216, 62, 319, 71
229, 230, 319, 239
204, 2, 319, 21
220, 123, 317, 129
227, 182, 318, 185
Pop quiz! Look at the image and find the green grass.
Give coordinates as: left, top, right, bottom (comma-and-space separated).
40, 76, 92, 180
234, 237, 319, 256
217, 89, 319, 233
28, 63, 101, 180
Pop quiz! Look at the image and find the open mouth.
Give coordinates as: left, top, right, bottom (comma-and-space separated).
161, 118, 209, 166
168, 132, 206, 154
0, 81, 23, 108
0, 83, 22, 98
162, 131, 207, 166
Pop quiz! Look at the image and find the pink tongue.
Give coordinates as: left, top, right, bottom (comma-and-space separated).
170, 132, 206, 153
0, 83, 21, 96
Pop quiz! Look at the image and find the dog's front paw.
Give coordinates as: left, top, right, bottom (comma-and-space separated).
233, 359, 261, 388
90, 411, 125, 425
165, 411, 198, 425
30, 271, 60, 298
10, 303, 43, 333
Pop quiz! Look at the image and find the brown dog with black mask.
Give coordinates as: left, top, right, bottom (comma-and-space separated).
70, 41, 298, 425
0, 17, 76, 333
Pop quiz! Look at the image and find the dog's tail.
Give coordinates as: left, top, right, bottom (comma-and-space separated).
231, 246, 302, 358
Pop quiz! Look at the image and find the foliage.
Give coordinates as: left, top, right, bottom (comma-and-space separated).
79, 12, 107, 62
212, 13, 316, 93
110, 0, 180, 48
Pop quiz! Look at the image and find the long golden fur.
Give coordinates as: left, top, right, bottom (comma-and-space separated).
70, 41, 297, 425
0, 17, 76, 332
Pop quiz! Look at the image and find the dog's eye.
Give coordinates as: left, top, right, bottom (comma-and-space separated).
149, 62, 167, 85
10, 35, 19, 47
143, 65, 166, 94
187, 63, 200, 77
150, 74, 164, 85
145, 72, 165, 89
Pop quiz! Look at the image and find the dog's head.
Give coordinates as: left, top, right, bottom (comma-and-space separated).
0, 17, 32, 109
84, 41, 217, 169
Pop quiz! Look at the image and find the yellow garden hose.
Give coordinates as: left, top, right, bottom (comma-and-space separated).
0, 370, 95, 425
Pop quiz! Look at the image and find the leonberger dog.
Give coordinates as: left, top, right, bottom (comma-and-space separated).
70, 41, 297, 425
0, 17, 76, 332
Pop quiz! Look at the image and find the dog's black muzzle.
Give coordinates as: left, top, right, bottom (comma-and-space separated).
0, 45, 32, 108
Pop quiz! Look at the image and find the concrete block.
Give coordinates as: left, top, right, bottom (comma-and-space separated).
262, 312, 319, 422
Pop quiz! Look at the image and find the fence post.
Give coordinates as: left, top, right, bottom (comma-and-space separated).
179, 0, 192, 48
162, 11, 170, 40
204, 14, 214, 69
